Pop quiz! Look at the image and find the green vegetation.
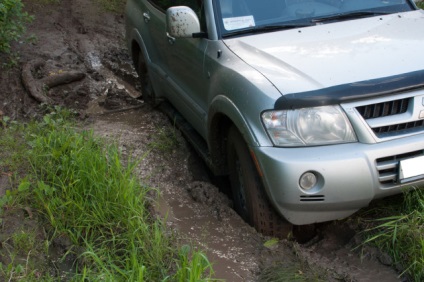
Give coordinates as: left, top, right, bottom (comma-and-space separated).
0, 108, 214, 281
259, 260, 326, 282
97, 0, 126, 12
365, 188, 424, 281
149, 125, 181, 153
0, 0, 33, 54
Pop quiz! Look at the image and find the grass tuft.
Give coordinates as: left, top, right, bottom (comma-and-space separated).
364, 187, 424, 280
0, 108, 214, 281
96, 0, 126, 12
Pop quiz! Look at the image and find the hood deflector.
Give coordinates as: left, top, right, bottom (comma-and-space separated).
274, 69, 424, 110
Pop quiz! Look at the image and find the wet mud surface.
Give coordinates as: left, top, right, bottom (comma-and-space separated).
90, 108, 401, 282
0, 0, 404, 281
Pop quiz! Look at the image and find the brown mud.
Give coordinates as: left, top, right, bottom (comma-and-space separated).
0, 0, 404, 281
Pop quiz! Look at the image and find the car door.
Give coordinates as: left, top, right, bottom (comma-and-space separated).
135, 0, 173, 95
163, 0, 210, 137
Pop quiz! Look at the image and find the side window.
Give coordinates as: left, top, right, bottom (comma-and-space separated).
150, 0, 202, 13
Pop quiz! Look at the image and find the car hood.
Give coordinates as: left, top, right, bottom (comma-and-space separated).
223, 10, 424, 96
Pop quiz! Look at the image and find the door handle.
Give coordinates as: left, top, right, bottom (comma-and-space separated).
166, 33, 175, 45
143, 12, 150, 23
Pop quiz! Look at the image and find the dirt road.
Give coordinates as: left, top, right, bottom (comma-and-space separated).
0, 0, 403, 280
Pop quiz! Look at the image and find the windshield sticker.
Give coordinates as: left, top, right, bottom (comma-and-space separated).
223, 16, 255, 30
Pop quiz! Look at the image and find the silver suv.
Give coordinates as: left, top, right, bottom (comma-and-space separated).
126, 0, 424, 237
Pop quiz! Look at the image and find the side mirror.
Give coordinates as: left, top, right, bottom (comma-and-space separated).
166, 6, 201, 38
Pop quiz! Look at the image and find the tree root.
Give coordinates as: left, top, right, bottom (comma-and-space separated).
22, 59, 86, 104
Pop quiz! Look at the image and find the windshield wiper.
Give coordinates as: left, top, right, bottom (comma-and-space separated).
312, 11, 391, 23
223, 22, 314, 38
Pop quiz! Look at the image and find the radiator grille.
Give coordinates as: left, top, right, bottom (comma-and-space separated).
356, 98, 409, 119
355, 97, 424, 137
376, 150, 424, 186
373, 120, 424, 137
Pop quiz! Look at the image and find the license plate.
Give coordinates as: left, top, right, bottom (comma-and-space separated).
399, 155, 424, 182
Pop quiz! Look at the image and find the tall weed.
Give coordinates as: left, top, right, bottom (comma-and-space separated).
175, 245, 214, 282
365, 188, 424, 280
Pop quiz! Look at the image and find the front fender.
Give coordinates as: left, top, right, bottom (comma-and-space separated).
128, 28, 150, 64
208, 95, 259, 147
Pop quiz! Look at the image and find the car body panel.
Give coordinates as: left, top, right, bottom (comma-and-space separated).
224, 10, 424, 95
254, 131, 424, 224
164, 37, 209, 136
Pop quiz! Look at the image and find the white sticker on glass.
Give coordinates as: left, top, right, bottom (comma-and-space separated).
223, 16, 255, 30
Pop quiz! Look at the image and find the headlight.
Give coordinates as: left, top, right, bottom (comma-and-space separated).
262, 105, 357, 147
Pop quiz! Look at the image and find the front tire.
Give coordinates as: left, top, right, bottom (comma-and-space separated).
227, 126, 292, 238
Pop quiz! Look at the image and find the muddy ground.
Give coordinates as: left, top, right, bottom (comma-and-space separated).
0, 0, 406, 281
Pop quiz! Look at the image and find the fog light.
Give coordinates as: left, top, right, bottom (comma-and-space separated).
299, 172, 317, 190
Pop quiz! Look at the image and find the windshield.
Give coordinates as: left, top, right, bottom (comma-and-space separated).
217, 0, 415, 37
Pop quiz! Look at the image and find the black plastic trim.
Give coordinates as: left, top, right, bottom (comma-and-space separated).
274, 70, 424, 110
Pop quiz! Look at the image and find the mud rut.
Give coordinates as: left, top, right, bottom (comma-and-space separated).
0, 0, 404, 281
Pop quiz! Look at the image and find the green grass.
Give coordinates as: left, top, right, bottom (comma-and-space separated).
148, 125, 181, 153
11, 231, 36, 254
364, 187, 424, 281
259, 261, 326, 282
0, 108, 214, 281
96, 0, 126, 12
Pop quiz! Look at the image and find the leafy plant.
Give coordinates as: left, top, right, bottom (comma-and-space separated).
0, 0, 34, 55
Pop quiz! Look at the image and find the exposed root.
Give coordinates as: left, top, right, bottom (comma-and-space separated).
22, 59, 49, 103
22, 59, 85, 104
43, 71, 85, 89
96, 104, 146, 116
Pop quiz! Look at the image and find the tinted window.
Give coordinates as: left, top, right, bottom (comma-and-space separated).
150, 0, 202, 13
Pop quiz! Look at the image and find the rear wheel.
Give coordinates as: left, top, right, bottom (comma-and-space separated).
227, 126, 292, 238
136, 51, 156, 105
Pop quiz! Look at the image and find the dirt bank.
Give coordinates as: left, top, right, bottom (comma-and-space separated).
0, 0, 403, 281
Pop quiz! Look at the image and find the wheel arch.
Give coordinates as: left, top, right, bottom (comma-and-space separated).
128, 28, 151, 74
207, 95, 260, 175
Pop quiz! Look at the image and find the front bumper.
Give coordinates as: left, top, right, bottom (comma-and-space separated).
253, 133, 424, 225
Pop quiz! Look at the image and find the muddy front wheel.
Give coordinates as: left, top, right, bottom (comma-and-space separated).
227, 126, 292, 238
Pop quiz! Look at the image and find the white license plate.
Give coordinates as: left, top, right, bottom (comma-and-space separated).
399, 155, 424, 181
